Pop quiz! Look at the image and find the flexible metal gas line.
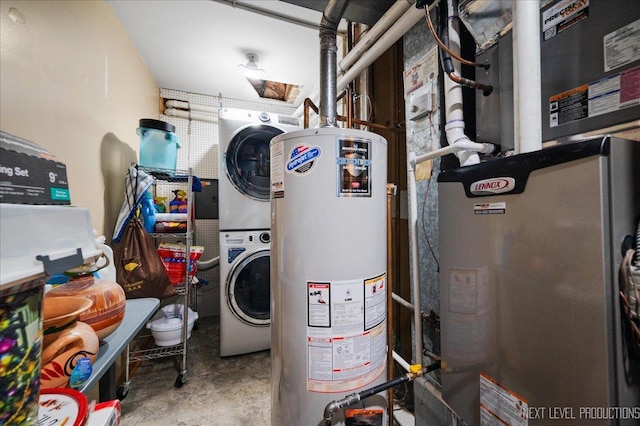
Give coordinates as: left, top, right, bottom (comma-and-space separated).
195, 256, 219, 271
322, 362, 441, 425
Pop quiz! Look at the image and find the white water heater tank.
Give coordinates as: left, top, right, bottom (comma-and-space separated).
270, 127, 388, 425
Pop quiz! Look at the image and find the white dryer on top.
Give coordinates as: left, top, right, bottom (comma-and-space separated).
218, 108, 300, 231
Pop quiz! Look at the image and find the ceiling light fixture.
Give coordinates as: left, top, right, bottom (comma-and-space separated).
238, 53, 265, 77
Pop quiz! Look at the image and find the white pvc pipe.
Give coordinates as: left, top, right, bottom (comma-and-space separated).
444, 0, 482, 167
415, 141, 494, 164
163, 108, 218, 123
338, 0, 413, 73
513, 0, 542, 153
392, 292, 415, 311
337, 6, 425, 99
405, 140, 491, 367
165, 100, 218, 113
392, 350, 412, 372
294, 2, 436, 119
407, 151, 423, 365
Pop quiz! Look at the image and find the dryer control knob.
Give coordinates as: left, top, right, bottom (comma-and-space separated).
260, 232, 270, 244
258, 112, 270, 123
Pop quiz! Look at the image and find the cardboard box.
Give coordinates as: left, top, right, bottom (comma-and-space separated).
0, 130, 70, 205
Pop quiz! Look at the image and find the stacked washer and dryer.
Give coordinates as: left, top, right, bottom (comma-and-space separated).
217, 108, 300, 357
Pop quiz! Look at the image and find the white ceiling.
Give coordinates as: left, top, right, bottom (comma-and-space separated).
108, 0, 344, 108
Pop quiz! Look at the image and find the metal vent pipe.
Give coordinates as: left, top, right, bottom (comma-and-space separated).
319, 0, 349, 127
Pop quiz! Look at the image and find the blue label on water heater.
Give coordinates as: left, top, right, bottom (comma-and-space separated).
286, 144, 321, 175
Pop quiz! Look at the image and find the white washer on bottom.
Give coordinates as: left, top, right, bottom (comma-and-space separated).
219, 229, 271, 357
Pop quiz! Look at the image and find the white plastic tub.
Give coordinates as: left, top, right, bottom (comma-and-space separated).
146, 304, 198, 346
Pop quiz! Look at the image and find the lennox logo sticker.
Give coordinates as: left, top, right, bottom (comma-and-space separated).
470, 177, 515, 195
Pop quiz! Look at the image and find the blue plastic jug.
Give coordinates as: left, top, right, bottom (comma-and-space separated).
140, 190, 156, 233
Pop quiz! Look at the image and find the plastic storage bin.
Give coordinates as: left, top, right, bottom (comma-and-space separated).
146, 304, 198, 346
1, 204, 100, 425
137, 119, 180, 170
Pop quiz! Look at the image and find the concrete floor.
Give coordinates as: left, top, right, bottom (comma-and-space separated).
119, 316, 271, 425
118, 315, 416, 425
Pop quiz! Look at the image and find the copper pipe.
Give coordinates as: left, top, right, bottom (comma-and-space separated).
446, 71, 493, 96
346, 87, 353, 128
304, 98, 319, 129
338, 116, 405, 133
303, 97, 405, 133
423, 6, 488, 69
386, 183, 397, 425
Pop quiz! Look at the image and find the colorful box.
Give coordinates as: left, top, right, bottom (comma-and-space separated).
0, 131, 70, 205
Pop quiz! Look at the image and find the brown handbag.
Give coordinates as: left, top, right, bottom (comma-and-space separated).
113, 217, 176, 300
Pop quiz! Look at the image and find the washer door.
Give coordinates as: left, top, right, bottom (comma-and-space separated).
225, 124, 283, 201
226, 248, 270, 326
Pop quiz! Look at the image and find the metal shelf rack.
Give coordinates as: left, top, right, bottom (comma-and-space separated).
118, 166, 196, 398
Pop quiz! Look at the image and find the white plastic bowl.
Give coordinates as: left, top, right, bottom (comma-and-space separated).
146, 304, 198, 346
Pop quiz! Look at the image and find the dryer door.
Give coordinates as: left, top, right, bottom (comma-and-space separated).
226, 248, 270, 326
225, 124, 283, 201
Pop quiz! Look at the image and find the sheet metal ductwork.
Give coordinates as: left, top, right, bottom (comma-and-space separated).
319, 0, 349, 127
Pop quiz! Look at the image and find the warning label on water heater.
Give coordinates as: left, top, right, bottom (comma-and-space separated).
307, 274, 386, 393
271, 141, 285, 199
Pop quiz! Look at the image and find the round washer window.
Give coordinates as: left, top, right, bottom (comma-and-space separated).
225, 125, 283, 201
227, 249, 270, 326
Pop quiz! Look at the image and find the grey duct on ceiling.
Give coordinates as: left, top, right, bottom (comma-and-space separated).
283, 0, 398, 26
319, 0, 350, 127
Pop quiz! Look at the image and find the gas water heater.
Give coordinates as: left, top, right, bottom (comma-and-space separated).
270, 127, 388, 425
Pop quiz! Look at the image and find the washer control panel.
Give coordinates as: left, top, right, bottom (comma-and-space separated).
222, 230, 271, 248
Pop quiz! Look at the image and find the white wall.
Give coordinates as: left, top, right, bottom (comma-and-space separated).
0, 0, 159, 239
